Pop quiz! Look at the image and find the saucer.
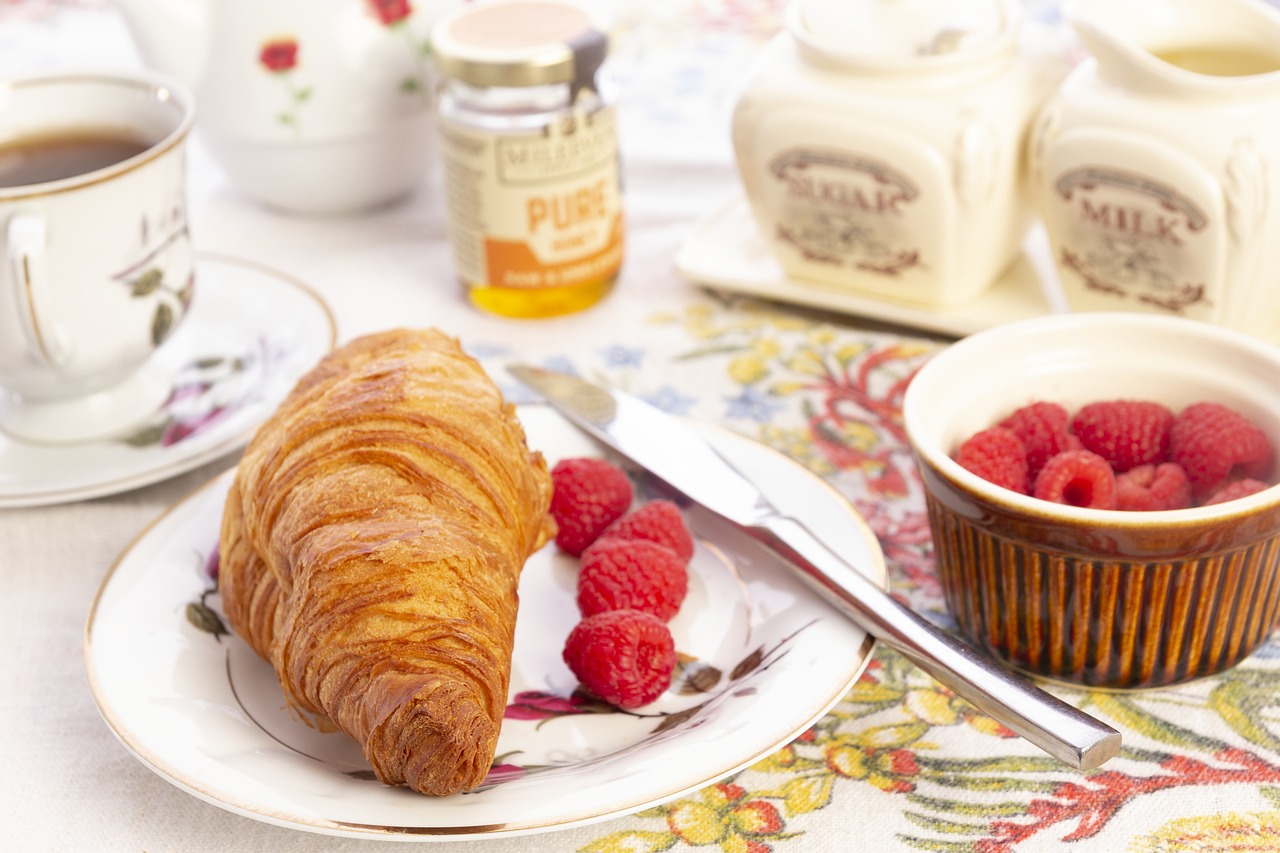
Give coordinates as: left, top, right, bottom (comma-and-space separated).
0, 253, 336, 508
0, 360, 176, 445
675, 195, 1067, 338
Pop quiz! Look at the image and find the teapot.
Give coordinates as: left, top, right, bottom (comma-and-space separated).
1031, 0, 1280, 341
114, 0, 459, 214
731, 0, 1070, 308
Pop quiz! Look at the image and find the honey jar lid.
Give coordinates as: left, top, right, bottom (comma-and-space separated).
430, 0, 609, 91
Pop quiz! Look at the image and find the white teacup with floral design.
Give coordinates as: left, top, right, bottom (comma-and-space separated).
0, 70, 196, 444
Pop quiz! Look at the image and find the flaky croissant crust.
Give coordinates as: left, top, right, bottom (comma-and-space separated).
219, 328, 554, 796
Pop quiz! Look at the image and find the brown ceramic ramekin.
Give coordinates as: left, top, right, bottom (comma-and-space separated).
903, 313, 1280, 689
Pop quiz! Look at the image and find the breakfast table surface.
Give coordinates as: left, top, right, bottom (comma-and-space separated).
7, 1, 1280, 852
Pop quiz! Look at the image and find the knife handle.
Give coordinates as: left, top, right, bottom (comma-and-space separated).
744, 515, 1121, 771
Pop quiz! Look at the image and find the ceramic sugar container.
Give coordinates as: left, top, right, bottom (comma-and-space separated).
731, 0, 1070, 308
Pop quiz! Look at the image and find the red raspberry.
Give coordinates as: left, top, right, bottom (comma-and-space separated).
578, 538, 688, 621
1115, 463, 1192, 511
550, 458, 633, 556
1204, 478, 1271, 506
1170, 402, 1274, 501
562, 609, 676, 708
998, 401, 1076, 478
1069, 400, 1174, 473
1033, 449, 1117, 509
954, 427, 1028, 494
601, 499, 695, 563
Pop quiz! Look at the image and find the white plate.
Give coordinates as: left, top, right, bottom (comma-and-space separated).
84, 405, 884, 841
676, 195, 1067, 338
0, 253, 336, 507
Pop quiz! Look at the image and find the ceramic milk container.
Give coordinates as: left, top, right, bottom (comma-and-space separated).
114, 0, 459, 214
731, 0, 1070, 308
1032, 0, 1280, 341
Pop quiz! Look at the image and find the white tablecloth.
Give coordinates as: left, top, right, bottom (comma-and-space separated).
13, 4, 1280, 853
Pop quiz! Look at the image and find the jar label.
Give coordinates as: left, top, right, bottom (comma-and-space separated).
439, 106, 624, 290
766, 148, 925, 277
1041, 133, 1227, 324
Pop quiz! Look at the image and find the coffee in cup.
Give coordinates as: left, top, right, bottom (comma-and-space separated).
0, 127, 156, 188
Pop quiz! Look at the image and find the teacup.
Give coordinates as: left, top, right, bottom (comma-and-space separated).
0, 70, 196, 444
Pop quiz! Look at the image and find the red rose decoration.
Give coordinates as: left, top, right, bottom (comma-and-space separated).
259, 38, 299, 73
368, 0, 413, 26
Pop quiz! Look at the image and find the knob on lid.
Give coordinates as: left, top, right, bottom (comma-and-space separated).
793, 0, 1010, 60
430, 0, 608, 91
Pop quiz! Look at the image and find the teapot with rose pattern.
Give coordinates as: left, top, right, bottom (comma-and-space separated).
114, 0, 459, 214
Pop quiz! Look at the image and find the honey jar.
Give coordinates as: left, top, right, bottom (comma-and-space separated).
430, 0, 625, 318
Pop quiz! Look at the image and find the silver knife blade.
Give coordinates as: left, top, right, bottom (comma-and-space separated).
509, 364, 1122, 771
507, 366, 773, 527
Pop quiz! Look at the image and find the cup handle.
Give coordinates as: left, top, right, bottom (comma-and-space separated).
7, 211, 70, 366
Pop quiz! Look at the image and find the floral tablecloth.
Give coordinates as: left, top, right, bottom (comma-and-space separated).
490, 302, 1280, 853
5, 1, 1280, 852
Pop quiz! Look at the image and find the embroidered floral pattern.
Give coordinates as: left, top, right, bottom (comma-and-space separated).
176, 293, 1280, 849
555, 299, 1280, 852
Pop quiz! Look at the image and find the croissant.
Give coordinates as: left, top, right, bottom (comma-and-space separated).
218, 328, 555, 796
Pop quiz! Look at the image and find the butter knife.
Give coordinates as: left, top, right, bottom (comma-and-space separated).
509, 365, 1122, 771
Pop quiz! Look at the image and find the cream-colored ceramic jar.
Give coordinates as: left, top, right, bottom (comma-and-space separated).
1031, 0, 1280, 343
732, 0, 1069, 308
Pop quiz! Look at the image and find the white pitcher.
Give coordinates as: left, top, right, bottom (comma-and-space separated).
1032, 0, 1280, 341
731, 0, 1070, 308
114, 0, 459, 214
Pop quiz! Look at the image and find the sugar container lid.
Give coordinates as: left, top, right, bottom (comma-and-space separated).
790, 0, 1014, 64
430, 0, 609, 90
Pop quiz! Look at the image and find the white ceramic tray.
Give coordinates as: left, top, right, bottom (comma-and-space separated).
676, 195, 1068, 338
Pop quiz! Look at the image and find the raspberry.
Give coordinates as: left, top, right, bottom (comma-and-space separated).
1170, 402, 1273, 501
1204, 478, 1271, 506
550, 458, 633, 556
954, 427, 1028, 494
578, 538, 688, 621
1033, 449, 1117, 509
1069, 400, 1174, 473
562, 609, 676, 708
1115, 463, 1192, 511
999, 401, 1076, 478
601, 499, 695, 563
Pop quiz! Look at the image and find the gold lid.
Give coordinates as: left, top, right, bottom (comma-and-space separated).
430, 0, 608, 89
